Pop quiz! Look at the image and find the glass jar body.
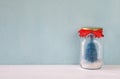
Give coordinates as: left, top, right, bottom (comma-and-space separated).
80, 34, 103, 69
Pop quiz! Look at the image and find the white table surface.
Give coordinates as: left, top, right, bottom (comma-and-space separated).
0, 65, 120, 79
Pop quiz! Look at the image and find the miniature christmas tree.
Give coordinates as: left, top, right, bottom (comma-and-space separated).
85, 35, 97, 62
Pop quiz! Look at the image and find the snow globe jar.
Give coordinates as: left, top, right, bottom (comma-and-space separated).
78, 27, 104, 70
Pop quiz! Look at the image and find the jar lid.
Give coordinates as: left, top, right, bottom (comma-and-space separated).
81, 27, 103, 31
78, 27, 104, 38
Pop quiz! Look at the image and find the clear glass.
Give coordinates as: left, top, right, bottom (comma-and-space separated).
80, 33, 103, 69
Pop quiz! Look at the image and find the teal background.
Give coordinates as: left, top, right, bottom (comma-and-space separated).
0, 0, 120, 65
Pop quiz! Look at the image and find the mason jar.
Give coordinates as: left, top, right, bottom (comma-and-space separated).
78, 27, 104, 70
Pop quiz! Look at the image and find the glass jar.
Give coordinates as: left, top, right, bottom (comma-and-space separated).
78, 27, 104, 70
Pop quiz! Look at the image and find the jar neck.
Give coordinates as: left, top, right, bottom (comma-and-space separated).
81, 34, 103, 41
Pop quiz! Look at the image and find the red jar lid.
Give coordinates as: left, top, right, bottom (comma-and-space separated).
78, 27, 104, 38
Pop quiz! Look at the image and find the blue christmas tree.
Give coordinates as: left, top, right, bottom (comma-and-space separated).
85, 35, 98, 63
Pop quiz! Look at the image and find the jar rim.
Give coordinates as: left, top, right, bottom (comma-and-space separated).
81, 27, 103, 31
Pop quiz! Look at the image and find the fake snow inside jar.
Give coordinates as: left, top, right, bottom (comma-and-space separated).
78, 27, 104, 70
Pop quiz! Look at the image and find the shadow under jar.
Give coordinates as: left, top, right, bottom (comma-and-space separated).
78, 27, 104, 70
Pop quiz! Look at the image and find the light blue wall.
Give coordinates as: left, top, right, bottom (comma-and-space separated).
0, 0, 120, 64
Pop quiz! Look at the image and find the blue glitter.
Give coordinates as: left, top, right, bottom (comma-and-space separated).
85, 35, 97, 62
